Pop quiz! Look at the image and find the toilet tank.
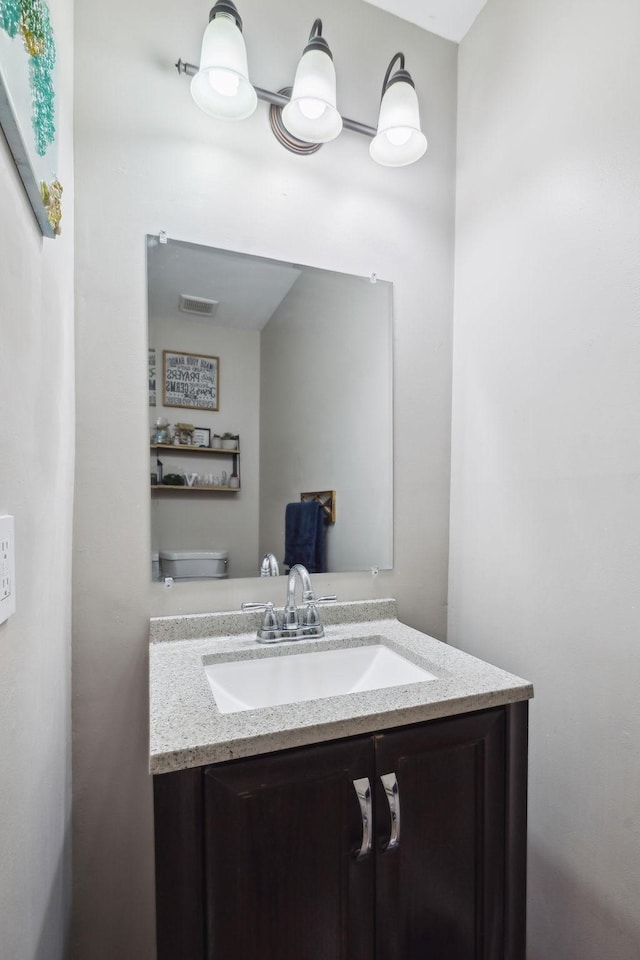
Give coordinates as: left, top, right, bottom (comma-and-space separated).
159, 549, 229, 580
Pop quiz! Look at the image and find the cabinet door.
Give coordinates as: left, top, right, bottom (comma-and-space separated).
374, 709, 506, 960
203, 736, 375, 960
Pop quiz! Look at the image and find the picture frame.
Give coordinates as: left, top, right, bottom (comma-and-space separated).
163, 350, 219, 411
0, 1, 62, 237
148, 348, 156, 406
192, 427, 211, 448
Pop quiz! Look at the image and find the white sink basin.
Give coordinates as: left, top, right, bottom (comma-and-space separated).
204, 643, 437, 714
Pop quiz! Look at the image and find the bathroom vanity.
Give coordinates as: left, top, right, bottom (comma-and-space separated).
150, 601, 532, 960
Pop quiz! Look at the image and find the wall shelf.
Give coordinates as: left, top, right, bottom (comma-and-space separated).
151, 439, 241, 490
151, 485, 239, 493
151, 444, 238, 455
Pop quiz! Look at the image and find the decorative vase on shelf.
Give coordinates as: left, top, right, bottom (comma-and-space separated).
152, 418, 171, 444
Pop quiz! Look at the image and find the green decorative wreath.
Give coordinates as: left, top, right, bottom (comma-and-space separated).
0, 0, 56, 157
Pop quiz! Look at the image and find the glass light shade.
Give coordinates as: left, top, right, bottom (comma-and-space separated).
369, 80, 427, 167
282, 49, 343, 143
190, 13, 257, 121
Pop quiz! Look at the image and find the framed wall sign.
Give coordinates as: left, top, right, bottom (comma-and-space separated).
0, 0, 62, 236
163, 350, 219, 411
192, 427, 211, 447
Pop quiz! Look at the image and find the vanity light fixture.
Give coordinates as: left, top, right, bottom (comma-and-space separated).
281, 20, 343, 144
177, 3, 428, 166
369, 53, 428, 167
189, 0, 257, 121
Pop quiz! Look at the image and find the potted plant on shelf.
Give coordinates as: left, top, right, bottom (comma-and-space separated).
221, 432, 239, 450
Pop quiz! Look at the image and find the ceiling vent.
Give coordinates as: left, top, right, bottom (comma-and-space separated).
179, 294, 219, 318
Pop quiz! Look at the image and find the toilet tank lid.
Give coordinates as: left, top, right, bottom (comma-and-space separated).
159, 549, 228, 560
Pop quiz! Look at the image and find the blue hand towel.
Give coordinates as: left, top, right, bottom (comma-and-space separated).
284, 501, 326, 574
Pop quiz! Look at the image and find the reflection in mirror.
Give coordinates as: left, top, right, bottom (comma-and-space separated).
147, 236, 393, 581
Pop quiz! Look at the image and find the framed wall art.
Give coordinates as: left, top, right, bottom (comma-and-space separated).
0, 0, 62, 236
163, 350, 219, 411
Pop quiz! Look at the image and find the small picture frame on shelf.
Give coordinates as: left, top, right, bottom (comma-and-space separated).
192, 427, 211, 448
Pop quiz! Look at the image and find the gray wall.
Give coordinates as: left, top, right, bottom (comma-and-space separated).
259, 269, 393, 572
0, 0, 75, 956
450, 0, 640, 957
72, 0, 457, 956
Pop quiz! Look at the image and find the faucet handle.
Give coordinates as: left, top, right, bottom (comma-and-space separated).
302, 595, 337, 629
302, 601, 321, 628
241, 601, 281, 642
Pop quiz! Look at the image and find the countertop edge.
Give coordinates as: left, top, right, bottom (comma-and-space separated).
150, 683, 533, 775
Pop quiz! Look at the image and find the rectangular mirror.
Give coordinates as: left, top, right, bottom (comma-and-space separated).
148, 236, 393, 581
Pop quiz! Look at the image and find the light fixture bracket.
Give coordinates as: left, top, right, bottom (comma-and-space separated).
386, 69, 414, 91
209, 0, 243, 30
269, 87, 322, 155
302, 19, 333, 60
380, 52, 415, 98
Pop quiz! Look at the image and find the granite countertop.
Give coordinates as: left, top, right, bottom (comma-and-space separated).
149, 599, 533, 775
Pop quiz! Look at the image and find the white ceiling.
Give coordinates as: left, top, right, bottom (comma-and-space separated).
362, 0, 488, 43
147, 238, 301, 332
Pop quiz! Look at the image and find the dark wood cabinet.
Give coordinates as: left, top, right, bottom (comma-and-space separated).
154, 702, 528, 960
374, 710, 508, 960
203, 736, 374, 960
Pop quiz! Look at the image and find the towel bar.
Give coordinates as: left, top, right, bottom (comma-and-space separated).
300, 490, 336, 524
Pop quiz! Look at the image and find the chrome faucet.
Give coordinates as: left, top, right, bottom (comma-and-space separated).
242, 564, 336, 643
282, 563, 316, 634
259, 552, 280, 577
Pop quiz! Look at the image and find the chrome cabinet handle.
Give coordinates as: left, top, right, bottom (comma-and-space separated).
381, 772, 401, 851
353, 777, 372, 860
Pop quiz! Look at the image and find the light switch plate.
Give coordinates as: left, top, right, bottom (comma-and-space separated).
0, 516, 16, 624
